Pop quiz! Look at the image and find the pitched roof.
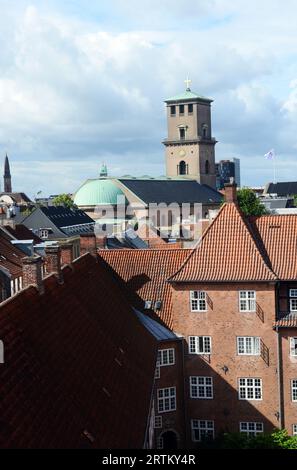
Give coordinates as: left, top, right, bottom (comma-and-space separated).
40, 206, 94, 229
0, 192, 32, 203
266, 181, 297, 197
119, 178, 222, 205
251, 214, 297, 280
4, 224, 42, 244
0, 230, 25, 278
0, 254, 157, 448
99, 249, 192, 328
169, 203, 277, 283
165, 89, 212, 103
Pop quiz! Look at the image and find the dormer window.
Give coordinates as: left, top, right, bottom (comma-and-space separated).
39, 229, 49, 239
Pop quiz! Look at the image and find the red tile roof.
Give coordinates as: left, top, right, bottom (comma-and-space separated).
169, 203, 277, 283
0, 254, 157, 448
99, 249, 192, 328
0, 232, 25, 278
251, 214, 297, 280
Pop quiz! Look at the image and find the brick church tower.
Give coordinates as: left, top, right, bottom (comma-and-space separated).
4, 154, 12, 193
163, 79, 217, 188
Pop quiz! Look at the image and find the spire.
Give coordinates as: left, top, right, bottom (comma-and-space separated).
99, 162, 108, 178
3, 154, 12, 193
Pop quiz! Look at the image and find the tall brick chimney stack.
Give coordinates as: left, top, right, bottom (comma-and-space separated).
22, 256, 44, 294
45, 245, 62, 281
224, 178, 238, 204
80, 233, 97, 257
60, 243, 73, 265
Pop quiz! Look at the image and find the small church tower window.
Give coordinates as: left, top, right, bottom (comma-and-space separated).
170, 106, 176, 116
179, 128, 186, 140
178, 161, 188, 175
205, 160, 210, 175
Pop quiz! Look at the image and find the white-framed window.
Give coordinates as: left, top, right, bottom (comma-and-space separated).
293, 424, 297, 436
157, 349, 175, 366
154, 416, 162, 429
191, 420, 214, 442
189, 336, 211, 355
39, 229, 49, 239
157, 387, 176, 413
239, 291, 256, 312
155, 363, 160, 379
290, 338, 297, 357
291, 380, 297, 402
240, 422, 264, 437
190, 291, 207, 312
290, 290, 297, 312
238, 378, 262, 400
237, 337, 260, 356
190, 377, 213, 399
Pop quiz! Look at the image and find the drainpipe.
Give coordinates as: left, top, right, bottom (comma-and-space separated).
276, 326, 284, 429
182, 338, 189, 447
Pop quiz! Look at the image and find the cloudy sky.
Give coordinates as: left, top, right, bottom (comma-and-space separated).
0, 0, 297, 197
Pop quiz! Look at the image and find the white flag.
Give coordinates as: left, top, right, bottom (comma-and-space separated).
264, 149, 275, 160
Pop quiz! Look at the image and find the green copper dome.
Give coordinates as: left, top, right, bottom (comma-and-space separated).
74, 179, 126, 206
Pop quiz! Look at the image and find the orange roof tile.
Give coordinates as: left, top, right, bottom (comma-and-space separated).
0, 254, 157, 448
99, 249, 192, 329
169, 203, 277, 283
251, 214, 297, 280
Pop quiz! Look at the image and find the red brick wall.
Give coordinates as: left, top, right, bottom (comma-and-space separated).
279, 328, 297, 435
80, 234, 97, 256
171, 282, 280, 446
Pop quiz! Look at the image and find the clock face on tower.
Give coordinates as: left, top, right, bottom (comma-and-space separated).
179, 149, 186, 157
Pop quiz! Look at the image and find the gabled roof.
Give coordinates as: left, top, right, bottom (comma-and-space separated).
250, 214, 297, 281
4, 224, 42, 244
169, 203, 277, 283
0, 229, 25, 278
99, 249, 192, 328
266, 181, 297, 197
0, 254, 157, 448
118, 178, 222, 205
40, 206, 94, 229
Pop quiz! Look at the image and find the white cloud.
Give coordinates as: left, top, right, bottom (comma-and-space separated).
0, 1, 297, 195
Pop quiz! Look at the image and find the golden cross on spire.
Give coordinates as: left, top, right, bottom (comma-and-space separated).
185, 77, 192, 90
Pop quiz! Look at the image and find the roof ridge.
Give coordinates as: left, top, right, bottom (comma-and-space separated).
169, 202, 277, 283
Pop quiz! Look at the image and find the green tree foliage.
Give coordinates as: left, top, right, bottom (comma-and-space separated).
236, 188, 267, 216
52, 194, 77, 209
197, 429, 297, 449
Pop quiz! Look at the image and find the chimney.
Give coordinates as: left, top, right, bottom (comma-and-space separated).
96, 235, 107, 250
60, 243, 73, 265
80, 233, 97, 257
224, 178, 238, 203
45, 245, 62, 281
22, 255, 44, 293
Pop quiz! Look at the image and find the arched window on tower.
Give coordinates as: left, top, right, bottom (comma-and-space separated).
205, 160, 210, 175
202, 124, 208, 138
178, 160, 188, 175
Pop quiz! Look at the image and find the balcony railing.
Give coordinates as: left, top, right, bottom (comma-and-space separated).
277, 311, 297, 321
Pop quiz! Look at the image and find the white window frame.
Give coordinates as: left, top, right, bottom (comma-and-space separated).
238, 378, 262, 401
190, 291, 207, 312
190, 376, 213, 399
237, 337, 260, 356
291, 379, 297, 402
240, 422, 264, 437
154, 416, 162, 429
290, 338, 297, 357
290, 290, 297, 313
157, 387, 176, 413
189, 336, 211, 355
293, 424, 297, 436
39, 229, 49, 239
191, 419, 214, 442
239, 291, 256, 312
157, 349, 175, 367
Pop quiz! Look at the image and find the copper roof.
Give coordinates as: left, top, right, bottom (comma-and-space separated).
0, 254, 157, 448
99, 249, 192, 329
169, 203, 277, 283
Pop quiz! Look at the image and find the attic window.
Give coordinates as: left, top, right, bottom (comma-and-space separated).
155, 301, 162, 310
39, 229, 49, 239
144, 300, 152, 309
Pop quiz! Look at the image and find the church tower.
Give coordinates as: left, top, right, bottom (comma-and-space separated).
163, 79, 217, 188
3, 154, 12, 193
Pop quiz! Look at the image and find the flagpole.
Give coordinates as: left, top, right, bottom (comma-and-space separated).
273, 156, 276, 184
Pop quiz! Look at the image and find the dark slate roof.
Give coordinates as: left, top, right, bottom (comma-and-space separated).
4, 224, 43, 244
266, 182, 297, 197
40, 206, 94, 229
119, 179, 222, 205
0, 254, 157, 448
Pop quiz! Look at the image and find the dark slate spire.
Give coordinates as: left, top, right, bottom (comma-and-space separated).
4, 154, 12, 193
